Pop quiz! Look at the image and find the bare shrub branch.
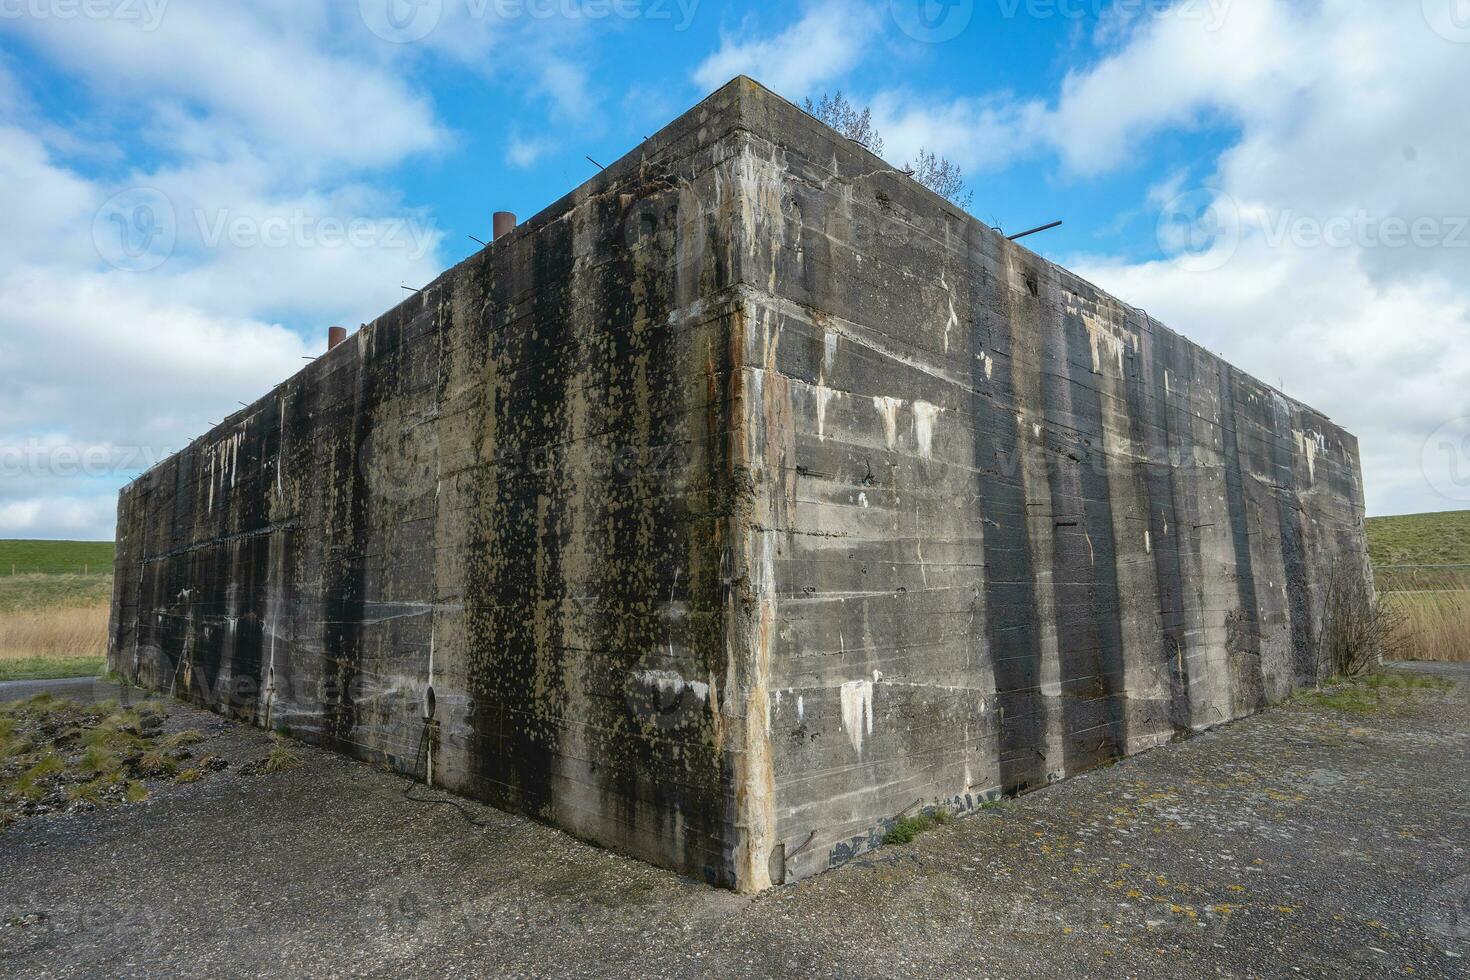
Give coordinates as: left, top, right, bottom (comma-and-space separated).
1317, 560, 1402, 679
802, 92, 974, 209
904, 148, 973, 210
802, 92, 884, 155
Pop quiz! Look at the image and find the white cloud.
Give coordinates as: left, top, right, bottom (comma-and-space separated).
1045, 2, 1298, 176
869, 91, 1046, 174
1057, 0, 1470, 515
506, 135, 552, 169
8, 2, 447, 167
0, 495, 118, 540
0, 7, 455, 539
693, 0, 884, 99
0, 125, 99, 268
757, 0, 1470, 515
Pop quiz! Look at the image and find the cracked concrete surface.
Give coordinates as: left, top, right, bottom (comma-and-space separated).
1, 662, 1464, 979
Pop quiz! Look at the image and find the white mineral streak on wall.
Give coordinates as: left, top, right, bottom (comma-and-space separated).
203, 426, 249, 513
839, 679, 874, 754
1295, 429, 1326, 483
941, 272, 959, 352
631, 668, 712, 702
815, 385, 840, 442
1083, 313, 1128, 376
912, 401, 943, 460
872, 396, 903, 450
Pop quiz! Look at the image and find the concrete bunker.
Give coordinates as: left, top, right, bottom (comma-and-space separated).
109, 77, 1372, 893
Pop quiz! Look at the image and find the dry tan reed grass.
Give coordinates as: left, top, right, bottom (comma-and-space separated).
1385, 591, 1470, 663
0, 604, 109, 662
1377, 565, 1470, 664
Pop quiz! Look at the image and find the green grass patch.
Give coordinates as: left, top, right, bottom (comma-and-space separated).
78, 744, 123, 776
174, 754, 221, 785
137, 749, 178, 778
262, 735, 303, 774
158, 730, 204, 751
883, 807, 952, 846
1363, 670, 1452, 692
0, 574, 113, 614
0, 657, 105, 682
1367, 510, 1470, 567
1296, 670, 1453, 715
0, 540, 113, 577
0, 695, 219, 828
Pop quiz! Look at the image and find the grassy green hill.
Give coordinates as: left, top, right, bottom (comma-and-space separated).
1365, 511, 1470, 567
0, 540, 114, 680
0, 540, 113, 576
0, 574, 114, 614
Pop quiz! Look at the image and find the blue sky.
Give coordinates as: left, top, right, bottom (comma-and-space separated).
2, 0, 1469, 538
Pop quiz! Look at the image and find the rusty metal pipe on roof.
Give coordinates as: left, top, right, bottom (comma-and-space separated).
328, 325, 347, 351
493, 211, 517, 241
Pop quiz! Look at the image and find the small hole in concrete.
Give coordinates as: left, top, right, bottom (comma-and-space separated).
424, 686, 436, 720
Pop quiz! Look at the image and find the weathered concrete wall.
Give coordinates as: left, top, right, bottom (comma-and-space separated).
111, 78, 1370, 893
110, 81, 763, 887
725, 83, 1370, 882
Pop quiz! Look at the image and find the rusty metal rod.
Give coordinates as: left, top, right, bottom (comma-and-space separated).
787, 830, 819, 859
1007, 220, 1063, 241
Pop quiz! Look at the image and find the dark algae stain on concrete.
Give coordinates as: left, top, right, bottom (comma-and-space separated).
109, 78, 1373, 892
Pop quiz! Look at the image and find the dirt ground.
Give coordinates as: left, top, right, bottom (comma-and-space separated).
1, 665, 1467, 979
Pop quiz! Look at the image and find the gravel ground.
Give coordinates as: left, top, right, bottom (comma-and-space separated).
1, 664, 1467, 979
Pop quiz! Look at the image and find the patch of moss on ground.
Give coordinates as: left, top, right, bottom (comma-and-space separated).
1295, 671, 1453, 715
0, 695, 220, 830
